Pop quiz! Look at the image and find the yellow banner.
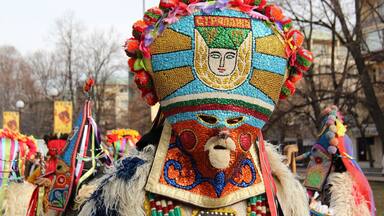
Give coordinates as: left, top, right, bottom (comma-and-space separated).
54, 101, 73, 134
3, 112, 20, 132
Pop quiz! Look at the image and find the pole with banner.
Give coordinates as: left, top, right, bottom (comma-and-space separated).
53, 101, 73, 134
3, 111, 20, 132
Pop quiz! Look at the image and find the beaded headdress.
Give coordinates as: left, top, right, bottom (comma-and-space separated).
125, 0, 313, 128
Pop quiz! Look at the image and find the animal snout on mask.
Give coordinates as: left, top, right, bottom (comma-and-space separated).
204, 129, 236, 169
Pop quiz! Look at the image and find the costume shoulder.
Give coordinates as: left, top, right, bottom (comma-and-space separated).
328, 172, 371, 216
265, 143, 310, 216
78, 145, 155, 216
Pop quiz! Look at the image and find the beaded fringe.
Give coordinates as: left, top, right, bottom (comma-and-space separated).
148, 193, 269, 216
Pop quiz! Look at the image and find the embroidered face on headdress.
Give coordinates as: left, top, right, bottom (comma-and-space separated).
126, 0, 313, 209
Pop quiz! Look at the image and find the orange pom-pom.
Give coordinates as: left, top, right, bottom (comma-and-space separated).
132, 20, 148, 39
265, 5, 284, 22
124, 38, 140, 57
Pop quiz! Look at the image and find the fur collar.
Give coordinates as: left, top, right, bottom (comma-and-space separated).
78, 143, 309, 216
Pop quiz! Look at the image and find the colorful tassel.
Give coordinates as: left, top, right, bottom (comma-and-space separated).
295, 48, 313, 72
286, 29, 304, 51
144, 7, 164, 25
280, 16, 292, 32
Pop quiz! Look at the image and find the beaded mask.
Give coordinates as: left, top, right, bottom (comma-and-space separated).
126, 0, 313, 210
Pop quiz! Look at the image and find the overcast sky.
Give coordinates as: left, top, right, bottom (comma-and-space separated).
0, 0, 159, 55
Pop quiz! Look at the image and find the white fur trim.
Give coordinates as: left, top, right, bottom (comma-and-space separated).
265, 143, 310, 216
328, 172, 371, 216
78, 145, 155, 216
2, 181, 36, 216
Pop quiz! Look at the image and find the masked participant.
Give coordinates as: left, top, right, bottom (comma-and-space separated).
27, 134, 68, 214
300, 106, 375, 216
79, 0, 313, 215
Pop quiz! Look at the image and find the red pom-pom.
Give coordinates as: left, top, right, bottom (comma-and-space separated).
128, 58, 136, 72
285, 80, 296, 95
134, 71, 153, 90
265, 5, 284, 22
124, 38, 140, 57
143, 91, 159, 106
160, 0, 180, 9
132, 20, 148, 39
286, 29, 304, 48
289, 70, 303, 83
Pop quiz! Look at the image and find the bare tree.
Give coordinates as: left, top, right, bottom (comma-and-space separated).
82, 29, 126, 128
276, 0, 384, 152
0, 46, 44, 135
53, 12, 85, 111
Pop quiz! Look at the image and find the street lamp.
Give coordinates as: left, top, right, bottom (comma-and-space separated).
16, 100, 25, 133
16, 100, 25, 110
47, 87, 59, 98
79, 73, 88, 83
47, 87, 59, 134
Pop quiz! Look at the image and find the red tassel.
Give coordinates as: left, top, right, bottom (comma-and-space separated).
143, 91, 159, 106
27, 186, 39, 216
257, 131, 278, 216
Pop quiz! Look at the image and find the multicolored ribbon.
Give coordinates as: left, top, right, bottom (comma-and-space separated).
0, 137, 20, 204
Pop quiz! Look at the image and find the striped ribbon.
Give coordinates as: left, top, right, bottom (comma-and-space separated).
114, 140, 121, 161
0, 138, 15, 205
120, 138, 127, 157
76, 125, 97, 194
75, 100, 92, 185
